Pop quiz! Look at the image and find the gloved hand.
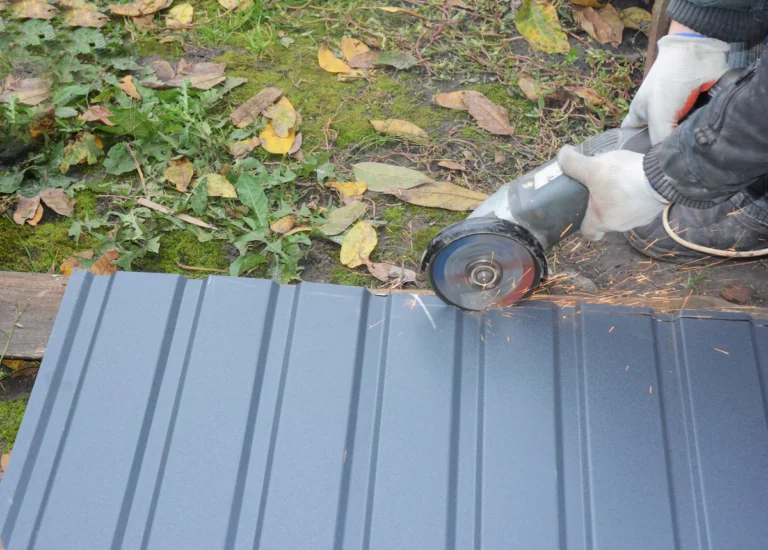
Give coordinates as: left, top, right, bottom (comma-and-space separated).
557, 146, 669, 240
622, 34, 729, 144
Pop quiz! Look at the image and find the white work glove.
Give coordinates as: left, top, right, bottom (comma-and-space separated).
557, 146, 669, 241
622, 34, 730, 144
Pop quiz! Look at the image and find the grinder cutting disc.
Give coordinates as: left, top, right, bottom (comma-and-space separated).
421, 218, 547, 311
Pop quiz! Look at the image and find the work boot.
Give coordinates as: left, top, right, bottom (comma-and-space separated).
625, 198, 768, 262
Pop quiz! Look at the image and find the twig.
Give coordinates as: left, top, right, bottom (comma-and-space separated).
0, 303, 30, 367
125, 143, 146, 194
178, 263, 228, 273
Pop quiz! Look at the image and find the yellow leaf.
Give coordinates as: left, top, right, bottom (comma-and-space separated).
270, 214, 296, 234
570, 0, 604, 7
262, 97, 296, 139
203, 174, 237, 198
620, 6, 651, 33
318, 44, 352, 74
433, 91, 468, 111
340, 37, 369, 61
340, 221, 377, 268
63, 6, 110, 27
259, 121, 295, 155
120, 75, 142, 100
13, 0, 59, 19
326, 181, 367, 199
28, 203, 44, 226
166, 2, 193, 26
282, 225, 312, 238
383, 181, 489, 211
377, 6, 425, 18
518, 75, 540, 101
108, 0, 172, 17
2, 359, 26, 371
90, 249, 119, 276
515, 0, 570, 54
164, 157, 194, 192
369, 119, 428, 142
218, 0, 252, 11
60, 256, 84, 275
1, 452, 10, 472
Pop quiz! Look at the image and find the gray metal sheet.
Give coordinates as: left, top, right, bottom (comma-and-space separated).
1, 271, 767, 549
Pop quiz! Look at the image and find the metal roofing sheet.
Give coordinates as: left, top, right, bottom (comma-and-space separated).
1, 271, 768, 550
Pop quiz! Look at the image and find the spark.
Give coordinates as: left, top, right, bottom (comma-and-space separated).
412, 294, 436, 330
609, 326, 614, 333
714, 348, 729, 355
625, 365, 629, 371
649, 386, 653, 394
368, 319, 384, 329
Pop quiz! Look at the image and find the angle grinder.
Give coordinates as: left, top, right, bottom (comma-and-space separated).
421, 70, 744, 311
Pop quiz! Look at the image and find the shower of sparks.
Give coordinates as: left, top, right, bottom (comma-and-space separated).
412, 294, 437, 330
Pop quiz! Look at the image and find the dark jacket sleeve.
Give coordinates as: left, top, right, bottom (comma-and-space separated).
644, 58, 768, 208
667, 0, 768, 42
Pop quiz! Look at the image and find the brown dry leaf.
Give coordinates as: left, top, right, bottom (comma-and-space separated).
573, 6, 622, 46
132, 13, 155, 30
518, 75, 539, 101
598, 4, 625, 46
383, 181, 488, 211
203, 174, 237, 198
570, 0, 604, 7
28, 204, 44, 225
620, 7, 652, 34
340, 37, 369, 61
282, 226, 312, 238
228, 137, 260, 159
433, 91, 468, 111
108, 0, 171, 16
318, 44, 352, 74
164, 157, 194, 192
120, 75, 142, 100
437, 160, 466, 171
259, 121, 295, 155
218, 0, 252, 11
13, 195, 41, 225
340, 220, 377, 268
326, 181, 367, 200
60, 253, 91, 275
270, 214, 296, 234
90, 249, 119, 276
263, 97, 297, 139
369, 119, 428, 142
494, 150, 505, 165
288, 132, 302, 156
63, 5, 110, 27
13, 0, 59, 19
137, 197, 216, 230
0, 75, 51, 106
230, 86, 282, 128
462, 91, 515, 135
166, 2, 192, 26
79, 105, 115, 125
367, 262, 417, 284
142, 59, 227, 90
571, 87, 604, 106
40, 188, 75, 216
347, 50, 379, 69
1, 453, 10, 472
377, 6, 425, 18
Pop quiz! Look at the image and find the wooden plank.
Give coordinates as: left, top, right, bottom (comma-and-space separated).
0, 273, 68, 360
646, 0, 672, 75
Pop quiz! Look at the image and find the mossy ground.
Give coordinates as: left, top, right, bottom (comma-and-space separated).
0, 398, 27, 453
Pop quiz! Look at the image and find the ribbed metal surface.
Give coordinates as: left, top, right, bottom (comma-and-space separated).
1, 271, 768, 550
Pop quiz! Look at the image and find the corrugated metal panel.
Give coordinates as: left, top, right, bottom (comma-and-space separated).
1, 271, 768, 550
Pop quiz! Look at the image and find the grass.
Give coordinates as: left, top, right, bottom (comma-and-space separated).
0, 398, 27, 453
686, 269, 709, 293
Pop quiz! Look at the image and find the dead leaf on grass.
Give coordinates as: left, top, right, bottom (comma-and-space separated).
270, 214, 296, 234
383, 181, 488, 211
263, 97, 296, 138
462, 91, 515, 135
377, 6, 425, 18
0, 75, 51, 106
202, 174, 237, 198
317, 201, 366, 236
571, 87, 604, 105
597, 4, 625, 46
515, 0, 569, 54
367, 262, 417, 284
433, 91, 469, 110
573, 6, 623, 46
326, 181, 367, 200
90, 249, 119, 275
79, 105, 115, 125
63, 5, 110, 27
60, 251, 93, 275
288, 132, 302, 156
620, 6, 651, 34
218, 0, 252, 11
13, 0, 59, 19
40, 188, 75, 216
59, 132, 102, 173
142, 59, 227, 90
164, 157, 194, 192
518, 75, 540, 101
132, 13, 155, 30
370, 119, 428, 142
120, 75, 142, 99
318, 44, 352, 73
231, 86, 282, 127
108, 0, 171, 16
340, 220, 377, 268
13, 195, 41, 225
1, 452, 10, 472
259, 121, 295, 155
348, 50, 379, 69
228, 137, 260, 159
340, 37, 369, 61
494, 150, 505, 164
375, 51, 418, 70
166, 2, 192, 26
353, 161, 432, 192
437, 160, 466, 171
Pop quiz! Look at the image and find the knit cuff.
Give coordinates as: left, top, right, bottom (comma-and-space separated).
644, 145, 718, 209
668, 0, 768, 43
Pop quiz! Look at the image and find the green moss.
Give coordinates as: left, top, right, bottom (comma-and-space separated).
330, 266, 372, 287
411, 226, 441, 255
74, 190, 99, 218
0, 398, 27, 453
135, 37, 183, 60
382, 205, 406, 233
405, 205, 466, 225
137, 229, 229, 276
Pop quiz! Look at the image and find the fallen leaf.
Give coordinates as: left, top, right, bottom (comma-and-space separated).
142, 59, 227, 90
571, 0, 604, 6
0, 75, 51, 106
573, 6, 622, 46
282, 226, 312, 237
1, 453, 10, 472
341, 221, 377, 268
288, 132, 302, 156
13, 0, 59, 19
59, 132, 102, 173
317, 201, 366, 236
347, 50, 379, 69
370, 119, 428, 142
619, 6, 651, 34
597, 4, 624, 46
57, 0, 94, 7
377, 6, 425, 18
218, 0, 252, 11
571, 87, 604, 106
367, 262, 417, 284
136, 197, 216, 229
228, 137, 260, 159
340, 37, 369, 61
462, 91, 515, 135
120, 75, 142, 99
231, 86, 282, 128
40, 188, 75, 216
462, 150, 474, 161
259, 121, 295, 155
263, 97, 297, 139
383, 181, 488, 211
721, 283, 753, 304
203, 174, 237, 198
90, 249, 119, 276
60, 252, 93, 275
270, 214, 296, 234
318, 44, 352, 73
494, 150, 505, 164
63, 5, 110, 27
164, 158, 194, 192
337, 69, 366, 81
445, 0, 470, 8
79, 105, 115, 125
132, 13, 155, 30
13, 195, 41, 225
166, 2, 192, 26
353, 162, 432, 192
433, 91, 469, 111
437, 160, 466, 171
515, 0, 570, 54
375, 51, 418, 70
108, 0, 171, 16
326, 181, 367, 200
518, 75, 539, 101
28, 107, 56, 138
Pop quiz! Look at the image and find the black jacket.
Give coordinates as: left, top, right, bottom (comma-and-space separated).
668, 0, 768, 42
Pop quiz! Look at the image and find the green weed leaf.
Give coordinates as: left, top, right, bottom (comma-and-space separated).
236, 173, 268, 228
230, 253, 268, 277
103, 143, 136, 175
190, 178, 207, 215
